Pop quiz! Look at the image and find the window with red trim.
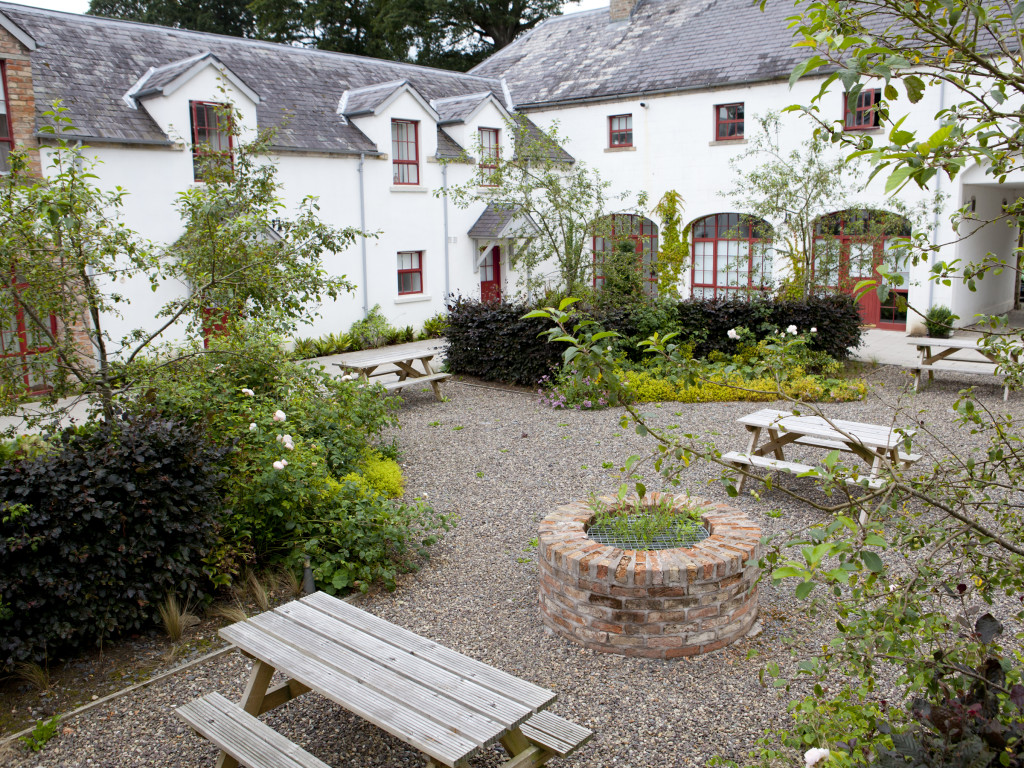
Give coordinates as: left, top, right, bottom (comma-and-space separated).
190, 101, 232, 181
609, 115, 632, 148
714, 103, 744, 141
0, 61, 14, 173
844, 89, 881, 130
479, 127, 499, 186
690, 213, 773, 299
1, 272, 58, 393
392, 120, 420, 185
397, 251, 423, 294
592, 215, 658, 295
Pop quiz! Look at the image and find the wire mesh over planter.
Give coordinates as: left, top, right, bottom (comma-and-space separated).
537, 492, 761, 659
586, 509, 710, 550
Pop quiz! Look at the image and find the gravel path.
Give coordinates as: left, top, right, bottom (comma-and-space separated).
7, 364, 1022, 768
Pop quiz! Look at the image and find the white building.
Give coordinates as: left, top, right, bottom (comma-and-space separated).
0, 0, 1020, 384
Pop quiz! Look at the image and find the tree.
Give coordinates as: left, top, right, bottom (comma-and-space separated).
0, 104, 359, 429
89, 0, 258, 37
784, 0, 1024, 292
443, 117, 645, 296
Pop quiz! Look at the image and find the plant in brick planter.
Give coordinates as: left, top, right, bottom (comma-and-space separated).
537, 490, 761, 659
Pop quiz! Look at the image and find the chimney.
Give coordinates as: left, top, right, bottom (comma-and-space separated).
609, 0, 634, 21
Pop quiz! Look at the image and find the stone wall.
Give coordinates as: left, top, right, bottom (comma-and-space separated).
537, 493, 761, 659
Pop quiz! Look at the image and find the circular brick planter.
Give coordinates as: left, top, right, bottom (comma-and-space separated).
537, 492, 761, 659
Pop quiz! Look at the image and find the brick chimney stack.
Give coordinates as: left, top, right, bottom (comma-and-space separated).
609, 0, 634, 21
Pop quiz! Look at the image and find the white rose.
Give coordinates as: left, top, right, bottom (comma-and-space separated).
249, 423, 257, 432
241, 388, 255, 397
810, 327, 817, 333
273, 410, 287, 422
281, 460, 288, 466
727, 328, 739, 340
276, 434, 284, 442
787, 324, 798, 335
272, 460, 285, 470
804, 748, 830, 768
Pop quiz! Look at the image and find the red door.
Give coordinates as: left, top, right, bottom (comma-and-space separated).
480, 246, 501, 302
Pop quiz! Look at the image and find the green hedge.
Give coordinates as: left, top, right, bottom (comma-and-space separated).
445, 293, 863, 385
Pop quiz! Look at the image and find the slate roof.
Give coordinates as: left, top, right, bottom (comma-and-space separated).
470, 0, 810, 108
468, 203, 518, 239
435, 128, 467, 160
431, 92, 493, 125
339, 80, 408, 118
0, 1, 508, 153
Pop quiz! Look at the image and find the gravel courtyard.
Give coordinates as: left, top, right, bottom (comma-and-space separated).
6, 364, 1021, 768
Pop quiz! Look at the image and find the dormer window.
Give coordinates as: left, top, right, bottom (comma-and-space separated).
609, 114, 632, 148
844, 89, 881, 130
0, 62, 13, 173
190, 101, 232, 181
392, 119, 420, 185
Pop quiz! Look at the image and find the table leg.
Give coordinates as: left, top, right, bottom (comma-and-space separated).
734, 427, 762, 493
499, 727, 554, 768
215, 659, 276, 768
421, 357, 445, 401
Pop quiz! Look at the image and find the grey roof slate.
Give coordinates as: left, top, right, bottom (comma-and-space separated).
470, 0, 810, 108
431, 92, 492, 125
339, 80, 407, 117
468, 203, 517, 239
435, 128, 466, 160
138, 52, 213, 94
0, 2, 508, 153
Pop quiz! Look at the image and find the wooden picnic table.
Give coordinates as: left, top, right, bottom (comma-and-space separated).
336, 350, 450, 401
911, 337, 1020, 400
723, 408, 918, 493
176, 592, 592, 768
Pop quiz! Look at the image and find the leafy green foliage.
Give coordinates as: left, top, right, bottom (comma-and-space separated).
924, 304, 958, 339
295, 479, 452, 593
348, 451, 404, 498
653, 191, 690, 299
0, 413, 229, 668
348, 305, 398, 351
587, 490, 708, 549
19, 715, 60, 752
419, 312, 449, 340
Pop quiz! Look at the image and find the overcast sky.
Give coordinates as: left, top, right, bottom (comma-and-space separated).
7, 0, 608, 18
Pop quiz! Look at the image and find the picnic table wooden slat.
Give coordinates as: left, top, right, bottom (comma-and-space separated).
177, 693, 331, 768
220, 621, 477, 767
738, 409, 912, 449
336, 353, 435, 371
277, 601, 532, 728
248, 610, 512, 748
303, 592, 554, 712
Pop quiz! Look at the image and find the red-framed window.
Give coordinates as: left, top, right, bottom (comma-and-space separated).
609, 115, 632, 148
479, 127, 499, 186
0, 61, 14, 173
1, 272, 58, 393
397, 251, 424, 294
392, 120, 420, 185
844, 89, 881, 130
714, 103, 744, 141
691, 213, 773, 299
189, 101, 232, 181
592, 215, 658, 295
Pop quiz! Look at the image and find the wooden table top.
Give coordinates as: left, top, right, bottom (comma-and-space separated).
219, 593, 554, 767
738, 408, 913, 451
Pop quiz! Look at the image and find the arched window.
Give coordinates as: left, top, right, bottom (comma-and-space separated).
691, 213, 773, 299
592, 215, 659, 296
813, 209, 911, 329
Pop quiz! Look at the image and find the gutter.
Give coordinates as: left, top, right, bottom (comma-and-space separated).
928, 80, 947, 311
34, 133, 174, 147
442, 163, 451, 300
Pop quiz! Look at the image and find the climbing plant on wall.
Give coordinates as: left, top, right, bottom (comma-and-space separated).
654, 191, 690, 298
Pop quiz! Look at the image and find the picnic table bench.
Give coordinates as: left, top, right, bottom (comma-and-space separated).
911, 337, 1020, 401
176, 592, 592, 768
336, 350, 450, 401
723, 408, 919, 494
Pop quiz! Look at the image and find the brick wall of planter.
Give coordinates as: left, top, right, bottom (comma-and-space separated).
537, 493, 761, 659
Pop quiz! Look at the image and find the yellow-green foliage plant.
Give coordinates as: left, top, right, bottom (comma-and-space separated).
342, 450, 404, 498
653, 191, 690, 298
617, 368, 865, 404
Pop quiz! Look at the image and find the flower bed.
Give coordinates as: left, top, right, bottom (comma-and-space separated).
537, 492, 761, 658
